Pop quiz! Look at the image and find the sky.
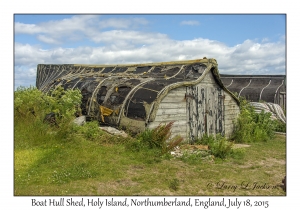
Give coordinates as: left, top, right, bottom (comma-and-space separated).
14, 14, 286, 89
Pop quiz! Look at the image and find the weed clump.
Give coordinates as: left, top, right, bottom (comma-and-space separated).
233, 97, 279, 143
195, 134, 237, 160
132, 122, 184, 155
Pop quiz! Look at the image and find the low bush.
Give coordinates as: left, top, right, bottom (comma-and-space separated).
14, 86, 83, 142
233, 98, 276, 143
15, 86, 82, 126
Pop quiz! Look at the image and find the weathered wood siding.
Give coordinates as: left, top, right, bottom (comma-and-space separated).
148, 71, 239, 142
224, 91, 240, 138
148, 87, 188, 139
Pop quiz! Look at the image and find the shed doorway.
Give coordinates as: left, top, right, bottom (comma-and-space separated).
186, 85, 225, 143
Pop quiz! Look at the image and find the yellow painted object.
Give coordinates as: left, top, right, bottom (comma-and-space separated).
99, 105, 114, 122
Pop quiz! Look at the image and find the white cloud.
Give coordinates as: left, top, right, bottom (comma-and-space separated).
37, 35, 61, 45
14, 66, 37, 88
89, 30, 169, 46
14, 33, 285, 88
180, 20, 200, 26
15, 15, 150, 45
15, 22, 43, 34
98, 17, 149, 29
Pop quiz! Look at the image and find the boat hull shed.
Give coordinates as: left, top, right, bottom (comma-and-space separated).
36, 58, 240, 142
220, 74, 286, 110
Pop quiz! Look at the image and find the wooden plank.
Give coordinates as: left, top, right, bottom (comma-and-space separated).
224, 127, 235, 135
224, 108, 240, 112
225, 113, 236, 119
224, 99, 237, 103
225, 124, 235, 129
147, 122, 187, 139
158, 102, 186, 109
170, 121, 189, 126
225, 114, 239, 119
154, 115, 187, 122
171, 131, 187, 136
166, 89, 186, 94
148, 120, 187, 128
224, 123, 236, 129
160, 97, 186, 103
161, 92, 186, 98
151, 121, 188, 127
156, 108, 186, 115
225, 109, 240, 115
224, 100, 239, 106
224, 109, 239, 114
154, 113, 187, 118
224, 108, 240, 113
164, 88, 186, 94
171, 127, 188, 132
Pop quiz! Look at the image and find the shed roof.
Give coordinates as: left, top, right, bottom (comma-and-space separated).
220, 74, 286, 103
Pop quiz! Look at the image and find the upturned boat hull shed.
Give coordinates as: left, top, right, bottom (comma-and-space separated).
37, 58, 240, 142
220, 74, 286, 111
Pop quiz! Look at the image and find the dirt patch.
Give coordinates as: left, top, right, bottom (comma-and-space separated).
258, 158, 286, 167
232, 144, 251, 149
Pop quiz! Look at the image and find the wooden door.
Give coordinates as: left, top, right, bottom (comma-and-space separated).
186, 85, 224, 143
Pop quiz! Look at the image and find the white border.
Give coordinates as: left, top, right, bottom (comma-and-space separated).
4, 1, 298, 209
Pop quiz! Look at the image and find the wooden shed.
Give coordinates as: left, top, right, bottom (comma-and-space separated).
36, 58, 240, 142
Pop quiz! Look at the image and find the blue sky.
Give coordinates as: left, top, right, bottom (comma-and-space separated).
14, 14, 286, 88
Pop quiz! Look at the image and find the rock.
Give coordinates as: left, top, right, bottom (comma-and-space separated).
99, 126, 128, 138
73, 115, 86, 126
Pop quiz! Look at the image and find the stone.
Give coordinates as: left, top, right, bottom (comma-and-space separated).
73, 115, 86, 126
99, 126, 128, 138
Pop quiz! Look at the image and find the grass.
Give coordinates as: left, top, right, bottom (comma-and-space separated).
14, 125, 286, 196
